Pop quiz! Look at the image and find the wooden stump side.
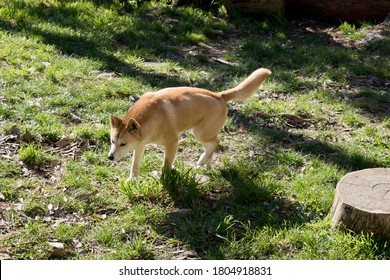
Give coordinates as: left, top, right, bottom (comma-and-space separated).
223, 0, 390, 21
331, 168, 390, 237
224, 0, 285, 17
285, 0, 390, 21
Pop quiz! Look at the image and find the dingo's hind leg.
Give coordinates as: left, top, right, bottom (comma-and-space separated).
193, 103, 227, 167
196, 138, 219, 166
193, 122, 224, 167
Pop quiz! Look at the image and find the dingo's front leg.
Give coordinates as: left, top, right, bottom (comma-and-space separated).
163, 141, 178, 171
129, 145, 145, 179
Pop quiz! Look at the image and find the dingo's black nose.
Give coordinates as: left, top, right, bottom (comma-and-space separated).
108, 154, 114, 160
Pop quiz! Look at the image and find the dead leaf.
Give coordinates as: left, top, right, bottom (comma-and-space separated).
172, 249, 199, 260
43, 216, 52, 222
96, 206, 117, 215
97, 72, 121, 79
116, 91, 127, 99
76, 192, 94, 201
55, 137, 72, 147
51, 218, 67, 228
92, 214, 107, 220
47, 203, 53, 211
94, 181, 102, 187
48, 242, 65, 258
5, 125, 21, 137
47, 203, 54, 215
195, 174, 210, 184
0, 252, 12, 260
14, 203, 23, 211
169, 209, 193, 218
20, 129, 33, 143
283, 198, 292, 209
150, 170, 160, 179
68, 112, 83, 123
209, 29, 225, 36
48, 242, 64, 249
74, 240, 83, 248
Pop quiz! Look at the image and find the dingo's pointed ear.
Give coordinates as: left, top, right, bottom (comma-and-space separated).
110, 115, 122, 128
126, 118, 141, 137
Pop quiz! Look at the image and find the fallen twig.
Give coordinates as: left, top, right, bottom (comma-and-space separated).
211, 57, 239, 67
255, 111, 317, 127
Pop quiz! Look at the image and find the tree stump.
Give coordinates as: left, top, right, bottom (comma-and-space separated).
224, 0, 285, 17
285, 0, 390, 22
172, 0, 219, 11
331, 168, 390, 237
223, 0, 390, 21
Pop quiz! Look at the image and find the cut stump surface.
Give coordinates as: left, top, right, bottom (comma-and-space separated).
331, 168, 390, 237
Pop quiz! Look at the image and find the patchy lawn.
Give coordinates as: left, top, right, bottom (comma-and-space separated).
0, 0, 389, 260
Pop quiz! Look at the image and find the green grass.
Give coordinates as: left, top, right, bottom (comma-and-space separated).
18, 143, 55, 166
0, 0, 389, 260
339, 21, 372, 41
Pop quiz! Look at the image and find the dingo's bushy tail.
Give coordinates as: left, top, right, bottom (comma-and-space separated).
220, 68, 271, 102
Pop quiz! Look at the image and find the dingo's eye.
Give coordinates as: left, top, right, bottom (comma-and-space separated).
120, 143, 127, 147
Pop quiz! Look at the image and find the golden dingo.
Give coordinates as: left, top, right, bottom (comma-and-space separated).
108, 68, 271, 179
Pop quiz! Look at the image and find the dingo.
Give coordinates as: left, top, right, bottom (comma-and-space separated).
108, 68, 271, 179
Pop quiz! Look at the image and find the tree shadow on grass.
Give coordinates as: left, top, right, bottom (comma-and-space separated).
156, 162, 311, 259
0, 3, 187, 88
237, 20, 390, 122
0, 1, 236, 89
229, 109, 384, 171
